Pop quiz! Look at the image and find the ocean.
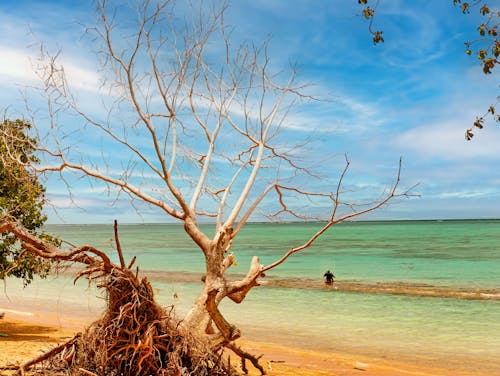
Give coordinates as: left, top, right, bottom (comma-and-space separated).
2, 220, 500, 372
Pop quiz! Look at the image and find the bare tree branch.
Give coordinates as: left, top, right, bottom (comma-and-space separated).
262, 158, 415, 273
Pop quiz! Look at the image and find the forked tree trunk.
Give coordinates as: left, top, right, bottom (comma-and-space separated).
182, 245, 242, 346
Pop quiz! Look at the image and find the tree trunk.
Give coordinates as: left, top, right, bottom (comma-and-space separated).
182, 241, 242, 348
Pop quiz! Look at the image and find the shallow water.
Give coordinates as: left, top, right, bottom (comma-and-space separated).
46, 220, 500, 288
2, 220, 500, 371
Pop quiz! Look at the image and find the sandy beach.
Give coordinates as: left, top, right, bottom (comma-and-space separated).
0, 312, 494, 376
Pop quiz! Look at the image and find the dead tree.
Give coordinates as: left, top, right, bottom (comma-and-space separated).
1, 0, 413, 373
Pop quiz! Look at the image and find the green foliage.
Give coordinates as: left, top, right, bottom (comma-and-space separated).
455, 1, 500, 139
356, 0, 499, 139
0, 119, 59, 285
357, 0, 384, 45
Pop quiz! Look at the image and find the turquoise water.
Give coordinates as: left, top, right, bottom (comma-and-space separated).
2, 220, 500, 372
46, 220, 500, 289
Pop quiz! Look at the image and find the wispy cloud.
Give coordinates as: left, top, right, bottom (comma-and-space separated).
394, 120, 500, 160
18, 48, 99, 87
48, 195, 104, 209
0, 47, 36, 82
432, 190, 499, 199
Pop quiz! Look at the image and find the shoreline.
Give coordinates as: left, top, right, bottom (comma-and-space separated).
0, 314, 496, 376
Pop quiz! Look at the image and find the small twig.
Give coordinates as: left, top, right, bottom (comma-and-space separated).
0, 365, 18, 370
78, 368, 99, 376
114, 219, 126, 269
128, 255, 137, 269
14, 334, 81, 374
226, 342, 266, 375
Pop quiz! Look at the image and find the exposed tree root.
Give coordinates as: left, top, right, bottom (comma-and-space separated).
0, 219, 267, 375
3, 266, 265, 375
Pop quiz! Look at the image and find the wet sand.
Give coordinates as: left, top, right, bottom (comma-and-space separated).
0, 314, 494, 376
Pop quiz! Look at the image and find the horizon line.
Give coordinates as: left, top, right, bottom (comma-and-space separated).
44, 217, 500, 226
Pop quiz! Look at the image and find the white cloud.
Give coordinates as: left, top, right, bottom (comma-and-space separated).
0, 47, 36, 82
394, 120, 500, 160
48, 195, 102, 209
0, 44, 101, 93
62, 60, 101, 93
432, 190, 497, 199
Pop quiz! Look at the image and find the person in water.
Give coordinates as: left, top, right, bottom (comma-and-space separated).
324, 270, 335, 284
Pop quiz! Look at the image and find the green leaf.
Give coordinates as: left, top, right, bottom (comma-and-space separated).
0, 119, 60, 286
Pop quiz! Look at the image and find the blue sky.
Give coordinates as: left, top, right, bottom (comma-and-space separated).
1, 0, 499, 224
